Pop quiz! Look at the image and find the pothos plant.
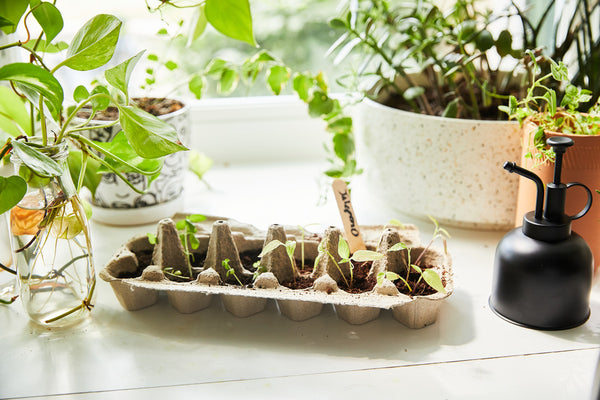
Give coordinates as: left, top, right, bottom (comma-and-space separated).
142, 0, 358, 180
500, 52, 600, 165
0, 2, 187, 218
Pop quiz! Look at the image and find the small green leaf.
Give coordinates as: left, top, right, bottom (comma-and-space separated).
285, 240, 296, 259
411, 264, 422, 274
495, 30, 513, 57
308, 91, 334, 117
338, 237, 350, 259
218, 68, 239, 94
442, 98, 460, 118
205, 0, 256, 46
388, 242, 408, 252
0, 175, 27, 214
21, 39, 68, 53
259, 240, 283, 258
188, 4, 208, 44
474, 29, 494, 52
60, 14, 122, 71
165, 60, 178, 71
187, 214, 206, 223
147, 233, 157, 245
403, 86, 424, 101
0, 85, 31, 137
0, 63, 64, 116
118, 106, 188, 159
147, 54, 159, 62
188, 74, 206, 99
351, 250, 384, 262
90, 85, 110, 113
385, 271, 400, 282
332, 133, 354, 162
31, 1, 63, 42
422, 269, 446, 293
189, 234, 200, 250
388, 219, 405, 228
293, 73, 314, 102
205, 58, 227, 76
11, 140, 62, 178
0, 0, 28, 34
188, 150, 213, 180
105, 50, 145, 99
329, 18, 347, 29
267, 65, 290, 95
73, 85, 90, 103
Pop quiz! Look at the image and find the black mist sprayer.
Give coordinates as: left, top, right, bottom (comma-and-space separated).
490, 137, 594, 330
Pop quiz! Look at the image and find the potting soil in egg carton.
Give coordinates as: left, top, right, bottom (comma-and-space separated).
100, 215, 453, 327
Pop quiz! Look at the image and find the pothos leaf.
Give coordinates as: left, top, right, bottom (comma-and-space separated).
10, 140, 62, 178
0, 175, 27, 214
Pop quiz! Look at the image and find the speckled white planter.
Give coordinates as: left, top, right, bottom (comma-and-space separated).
354, 98, 521, 230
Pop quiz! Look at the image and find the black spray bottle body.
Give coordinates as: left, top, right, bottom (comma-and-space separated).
490, 137, 594, 330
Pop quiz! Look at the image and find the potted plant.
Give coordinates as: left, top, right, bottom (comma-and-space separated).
322, 0, 599, 229
501, 54, 600, 276
77, 0, 257, 225
0, 3, 187, 326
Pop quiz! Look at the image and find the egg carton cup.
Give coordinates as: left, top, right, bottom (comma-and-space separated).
100, 215, 453, 327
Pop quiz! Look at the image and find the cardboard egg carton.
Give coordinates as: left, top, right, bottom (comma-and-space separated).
100, 215, 453, 327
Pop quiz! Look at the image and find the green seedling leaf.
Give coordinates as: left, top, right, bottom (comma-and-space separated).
328, 117, 352, 135
11, 140, 62, 178
388, 242, 408, 252
550, 61, 569, 82
60, 14, 122, 71
422, 269, 446, 293
32, 1, 63, 43
259, 240, 283, 258
351, 250, 384, 262
105, 50, 145, 99
338, 236, 350, 259
267, 65, 290, 95
187, 214, 206, 223
0, 85, 31, 137
329, 18, 347, 29
205, 58, 227, 77
410, 264, 422, 274
146, 233, 157, 245
388, 219, 405, 228
0, 63, 63, 116
205, 0, 256, 46
189, 234, 200, 250
90, 85, 110, 113
0, 175, 27, 214
442, 98, 460, 118
285, 240, 296, 259
377, 270, 401, 285
0, 0, 28, 34
118, 106, 188, 159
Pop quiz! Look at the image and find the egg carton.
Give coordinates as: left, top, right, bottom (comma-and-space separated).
100, 215, 453, 327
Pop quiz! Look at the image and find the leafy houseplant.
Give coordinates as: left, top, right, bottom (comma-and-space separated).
0, 2, 186, 326
501, 54, 600, 276
320, 0, 600, 229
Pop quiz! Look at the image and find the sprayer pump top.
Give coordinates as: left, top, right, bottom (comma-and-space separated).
503, 137, 592, 242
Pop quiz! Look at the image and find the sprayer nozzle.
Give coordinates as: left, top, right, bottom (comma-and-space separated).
503, 161, 516, 172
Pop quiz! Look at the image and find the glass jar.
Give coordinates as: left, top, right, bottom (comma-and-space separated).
8, 141, 96, 327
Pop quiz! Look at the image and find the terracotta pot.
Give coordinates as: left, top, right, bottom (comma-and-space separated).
515, 120, 600, 275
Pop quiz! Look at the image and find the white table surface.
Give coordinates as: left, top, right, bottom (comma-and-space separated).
1, 162, 599, 400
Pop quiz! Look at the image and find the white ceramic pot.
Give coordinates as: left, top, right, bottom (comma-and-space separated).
354, 98, 521, 230
83, 101, 190, 226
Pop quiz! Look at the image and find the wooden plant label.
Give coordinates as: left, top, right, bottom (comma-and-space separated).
332, 179, 366, 253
